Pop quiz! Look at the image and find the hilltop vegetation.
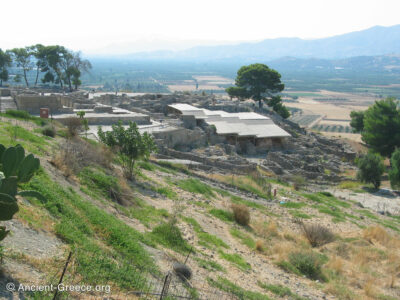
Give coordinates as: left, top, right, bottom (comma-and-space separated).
0, 112, 399, 299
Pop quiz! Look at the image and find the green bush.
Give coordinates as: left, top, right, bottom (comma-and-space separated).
3, 110, 48, 126
288, 251, 326, 281
5, 109, 32, 120
150, 222, 191, 254
357, 152, 385, 189
42, 125, 56, 137
389, 148, 400, 189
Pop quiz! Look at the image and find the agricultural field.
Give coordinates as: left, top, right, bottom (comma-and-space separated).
287, 90, 374, 141
167, 75, 233, 93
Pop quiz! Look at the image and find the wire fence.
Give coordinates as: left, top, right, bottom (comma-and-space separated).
39, 251, 239, 300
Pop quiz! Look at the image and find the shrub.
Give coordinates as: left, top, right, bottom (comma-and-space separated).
363, 225, 390, 246
288, 251, 326, 281
98, 121, 157, 180
389, 148, 400, 189
255, 240, 264, 252
150, 222, 191, 254
5, 109, 32, 120
173, 263, 192, 280
64, 117, 82, 137
292, 175, 306, 191
231, 204, 250, 226
357, 152, 385, 189
79, 167, 132, 206
301, 223, 335, 247
42, 125, 56, 137
51, 138, 112, 175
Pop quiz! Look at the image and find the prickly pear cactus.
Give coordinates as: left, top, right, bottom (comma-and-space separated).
0, 144, 45, 241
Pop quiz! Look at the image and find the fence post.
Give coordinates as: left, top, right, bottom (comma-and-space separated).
52, 251, 72, 300
160, 272, 172, 300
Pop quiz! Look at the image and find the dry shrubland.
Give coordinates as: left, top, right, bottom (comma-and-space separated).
231, 204, 250, 226
51, 137, 113, 176
63, 117, 82, 137
301, 223, 335, 247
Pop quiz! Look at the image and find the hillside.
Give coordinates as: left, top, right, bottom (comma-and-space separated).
0, 112, 400, 300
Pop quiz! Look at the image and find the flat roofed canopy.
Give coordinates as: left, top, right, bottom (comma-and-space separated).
168, 103, 290, 138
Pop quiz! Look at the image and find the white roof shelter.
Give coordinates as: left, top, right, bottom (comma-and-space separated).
168, 103, 290, 139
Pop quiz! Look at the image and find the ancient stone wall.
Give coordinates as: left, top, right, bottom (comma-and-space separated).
153, 128, 207, 150
0, 88, 11, 96
15, 95, 62, 114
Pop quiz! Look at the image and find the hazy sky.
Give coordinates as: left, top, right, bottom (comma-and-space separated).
1, 0, 399, 54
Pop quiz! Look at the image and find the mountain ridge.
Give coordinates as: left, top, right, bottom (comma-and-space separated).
105, 24, 400, 61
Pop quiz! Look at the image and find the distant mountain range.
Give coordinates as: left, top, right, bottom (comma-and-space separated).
117, 25, 400, 62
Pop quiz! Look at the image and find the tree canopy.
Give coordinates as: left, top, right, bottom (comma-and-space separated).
98, 122, 157, 180
349, 110, 364, 133
0, 44, 91, 90
226, 63, 289, 118
0, 49, 12, 86
389, 148, 400, 190
357, 152, 385, 189
361, 97, 400, 157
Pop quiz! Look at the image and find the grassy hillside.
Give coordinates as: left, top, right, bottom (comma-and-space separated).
0, 112, 399, 299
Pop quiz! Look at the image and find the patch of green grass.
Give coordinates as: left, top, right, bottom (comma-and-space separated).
218, 250, 251, 271
209, 209, 234, 222
0, 124, 49, 154
377, 219, 400, 232
258, 282, 306, 300
155, 186, 178, 200
208, 277, 270, 300
276, 260, 302, 276
303, 192, 351, 208
195, 257, 226, 272
183, 217, 229, 249
280, 202, 307, 209
289, 210, 312, 219
198, 232, 229, 249
123, 198, 169, 227
357, 209, 378, 220
23, 169, 157, 289
1, 109, 49, 126
139, 160, 176, 174
156, 161, 191, 175
137, 160, 156, 171
267, 177, 290, 187
230, 227, 256, 249
230, 195, 267, 210
177, 178, 215, 198
315, 205, 346, 223
337, 180, 362, 189
149, 222, 191, 254
302, 193, 324, 203
78, 167, 121, 201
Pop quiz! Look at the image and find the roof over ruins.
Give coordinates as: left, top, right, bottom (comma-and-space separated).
168, 103, 291, 139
